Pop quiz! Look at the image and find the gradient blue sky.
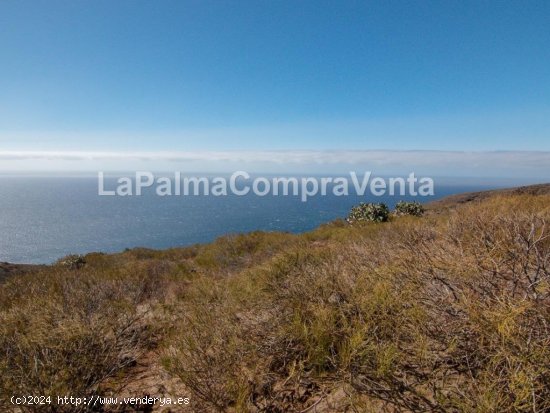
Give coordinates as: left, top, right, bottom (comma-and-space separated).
1, 0, 549, 175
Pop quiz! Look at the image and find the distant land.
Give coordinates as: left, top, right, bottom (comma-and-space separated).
426, 182, 550, 211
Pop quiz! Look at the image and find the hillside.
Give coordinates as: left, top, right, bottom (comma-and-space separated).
426, 183, 550, 211
1, 186, 549, 412
0, 262, 45, 283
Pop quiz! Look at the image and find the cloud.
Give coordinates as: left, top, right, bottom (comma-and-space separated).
0, 149, 549, 164
0, 150, 549, 178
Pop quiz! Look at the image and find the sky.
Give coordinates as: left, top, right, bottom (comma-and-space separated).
1, 0, 549, 176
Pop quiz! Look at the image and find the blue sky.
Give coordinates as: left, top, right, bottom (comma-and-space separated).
1, 0, 549, 175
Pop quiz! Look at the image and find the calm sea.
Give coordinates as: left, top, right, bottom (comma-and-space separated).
0, 175, 510, 264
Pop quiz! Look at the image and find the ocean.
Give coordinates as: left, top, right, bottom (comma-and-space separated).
0, 175, 509, 264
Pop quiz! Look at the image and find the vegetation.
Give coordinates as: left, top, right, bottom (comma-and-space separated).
1, 192, 550, 412
347, 202, 390, 223
394, 200, 424, 216
56, 254, 87, 269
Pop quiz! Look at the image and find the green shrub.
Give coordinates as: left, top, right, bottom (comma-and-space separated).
347, 202, 390, 223
56, 254, 86, 269
394, 201, 424, 217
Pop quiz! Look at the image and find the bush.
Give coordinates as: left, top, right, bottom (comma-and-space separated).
56, 254, 86, 270
394, 201, 424, 217
347, 202, 390, 223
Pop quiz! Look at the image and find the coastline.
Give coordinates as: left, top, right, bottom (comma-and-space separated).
2, 183, 549, 272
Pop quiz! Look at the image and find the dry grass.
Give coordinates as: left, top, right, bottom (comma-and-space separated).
1, 193, 549, 412
0, 260, 169, 412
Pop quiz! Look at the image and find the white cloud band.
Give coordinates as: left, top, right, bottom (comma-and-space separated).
0, 149, 549, 164
0, 150, 549, 178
